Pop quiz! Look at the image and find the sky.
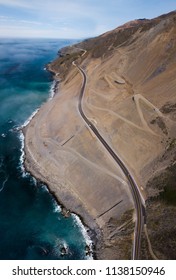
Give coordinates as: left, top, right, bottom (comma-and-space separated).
0, 0, 176, 39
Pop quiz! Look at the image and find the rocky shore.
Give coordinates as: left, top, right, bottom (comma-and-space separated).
24, 11, 176, 259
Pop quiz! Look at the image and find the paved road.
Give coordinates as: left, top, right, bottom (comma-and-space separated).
74, 62, 145, 260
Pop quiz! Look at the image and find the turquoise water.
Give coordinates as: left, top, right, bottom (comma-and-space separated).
0, 38, 92, 260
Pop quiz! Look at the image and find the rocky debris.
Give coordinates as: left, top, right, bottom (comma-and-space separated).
150, 117, 168, 135
85, 244, 92, 256
60, 245, 68, 256
161, 102, 176, 114
96, 209, 135, 260
61, 207, 71, 218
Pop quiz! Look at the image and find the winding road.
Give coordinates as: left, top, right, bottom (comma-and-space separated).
73, 61, 146, 260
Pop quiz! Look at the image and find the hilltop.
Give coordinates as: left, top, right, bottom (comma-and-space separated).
25, 11, 176, 259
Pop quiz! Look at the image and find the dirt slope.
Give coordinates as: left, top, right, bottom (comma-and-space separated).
25, 11, 176, 259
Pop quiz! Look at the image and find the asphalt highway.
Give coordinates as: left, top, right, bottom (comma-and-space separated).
74, 63, 145, 260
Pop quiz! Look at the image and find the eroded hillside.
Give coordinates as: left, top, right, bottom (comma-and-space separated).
25, 11, 176, 259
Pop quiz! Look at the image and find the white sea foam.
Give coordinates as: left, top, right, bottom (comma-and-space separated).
1, 133, 6, 138
17, 106, 40, 177
30, 176, 37, 186
22, 108, 39, 128
49, 80, 57, 99
41, 184, 49, 193
18, 131, 35, 182
60, 240, 68, 252
53, 200, 61, 213
53, 238, 70, 258
18, 131, 27, 177
18, 78, 57, 176
72, 213, 93, 259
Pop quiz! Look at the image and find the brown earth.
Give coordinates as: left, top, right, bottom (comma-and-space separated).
24, 11, 176, 259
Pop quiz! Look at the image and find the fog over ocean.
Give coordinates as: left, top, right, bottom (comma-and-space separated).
0, 38, 92, 260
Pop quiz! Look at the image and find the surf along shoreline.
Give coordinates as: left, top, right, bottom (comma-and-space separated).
22, 59, 103, 260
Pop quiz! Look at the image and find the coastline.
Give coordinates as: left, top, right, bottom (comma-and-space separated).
23, 129, 102, 260
23, 45, 135, 260
23, 72, 103, 259
22, 12, 176, 260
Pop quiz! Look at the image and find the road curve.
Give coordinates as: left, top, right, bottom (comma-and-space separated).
74, 62, 145, 260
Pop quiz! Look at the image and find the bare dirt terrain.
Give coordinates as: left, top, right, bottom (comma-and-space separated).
24, 11, 176, 259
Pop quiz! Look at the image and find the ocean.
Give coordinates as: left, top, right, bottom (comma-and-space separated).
0, 38, 92, 260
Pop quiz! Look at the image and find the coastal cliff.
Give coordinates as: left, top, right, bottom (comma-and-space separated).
24, 11, 176, 259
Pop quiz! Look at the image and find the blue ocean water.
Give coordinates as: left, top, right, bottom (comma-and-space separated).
0, 38, 92, 260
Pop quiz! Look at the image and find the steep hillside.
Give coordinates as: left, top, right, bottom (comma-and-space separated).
25, 11, 176, 259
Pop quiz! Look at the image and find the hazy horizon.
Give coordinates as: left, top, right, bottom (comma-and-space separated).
0, 0, 175, 39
